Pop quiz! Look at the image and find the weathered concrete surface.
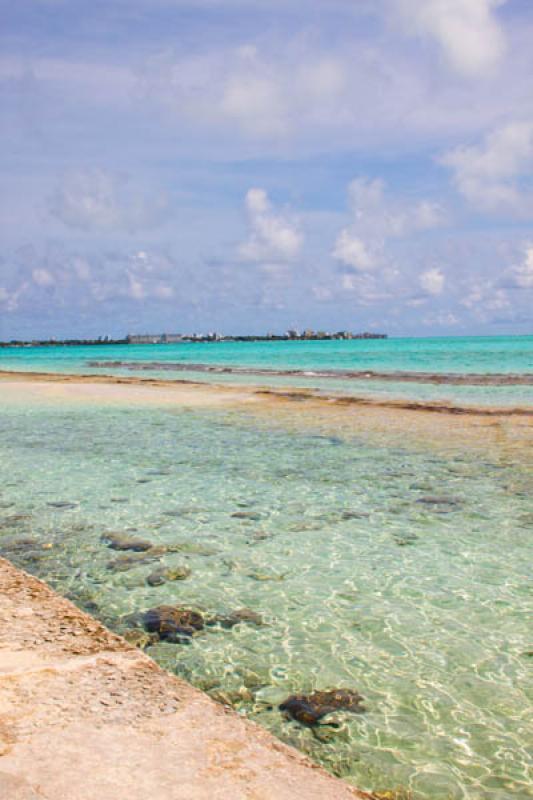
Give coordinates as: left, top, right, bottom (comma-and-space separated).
0, 558, 370, 800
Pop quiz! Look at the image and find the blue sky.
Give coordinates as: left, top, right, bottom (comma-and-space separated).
1, 0, 532, 339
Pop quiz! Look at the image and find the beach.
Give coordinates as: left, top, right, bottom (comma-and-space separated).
0, 341, 532, 799
0, 556, 369, 800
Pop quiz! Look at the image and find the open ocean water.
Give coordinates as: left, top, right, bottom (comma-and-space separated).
0, 336, 532, 798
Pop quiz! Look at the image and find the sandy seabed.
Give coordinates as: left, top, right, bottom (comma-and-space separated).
0, 370, 532, 465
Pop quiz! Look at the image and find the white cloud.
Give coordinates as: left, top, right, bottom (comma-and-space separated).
32, 268, 55, 287
218, 49, 347, 139
139, 44, 354, 146
505, 245, 533, 288
126, 273, 146, 301
441, 121, 533, 214
221, 75, 287, 138
332, 231, 375, 271
420, 267, 445, 295
392, 0, 507, 76
8, 9, 531, 163
333, 177, 445, 272
50, 169, 169, 232
239, 188, 303, 263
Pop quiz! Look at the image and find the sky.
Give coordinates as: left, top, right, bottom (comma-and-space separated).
1, 0, 533, 339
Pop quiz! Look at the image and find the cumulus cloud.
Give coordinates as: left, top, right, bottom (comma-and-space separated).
239, 188, 303, 264
460, 280, 511, 323
420, 267, 445, 295
441, 121, 533, 215
504, 245, 533, 288
332, 232, 375, 271
332, 177, 445, 272
50, 169, 169, 232
392, 0, 507, 76
0, 245, 181, 320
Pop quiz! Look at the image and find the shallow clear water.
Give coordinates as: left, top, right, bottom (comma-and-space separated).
2, 335, 533, 407
0, 398, 531, 799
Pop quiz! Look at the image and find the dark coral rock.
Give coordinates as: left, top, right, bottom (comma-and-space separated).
101, 532, 154, 551
142, 605, 204, 641
279, 689, 366, 726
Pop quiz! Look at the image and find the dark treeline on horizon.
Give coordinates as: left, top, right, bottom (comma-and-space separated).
0, 330, 388, 347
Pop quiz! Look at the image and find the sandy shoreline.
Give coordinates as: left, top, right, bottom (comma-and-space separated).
1, 367, 533, 415
0, 557, 372, 800
1, 369, 532, 461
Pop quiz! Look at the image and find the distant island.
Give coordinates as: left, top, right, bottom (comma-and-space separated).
0, 329, 387, 347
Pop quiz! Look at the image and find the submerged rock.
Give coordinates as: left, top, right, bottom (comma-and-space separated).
208, 687, 254, 706
1, 514, 32, 525
249, 531, 271, 542
246, 569, 285, 582
232, 511, 263, 521
340, 510, 370, 520
208, 607, 264, 628
279, 689, 366, 726
416, 496, 460, 506
122, 629, 158, 649
394, 532, 419, 546
141, 605, 204, 641
146, 565, 192, 586
162, 508, 201, 517
0, 536, 41, 553
107, 552, 161, 572
166, 542, 218, 556
101, 532, 154, 552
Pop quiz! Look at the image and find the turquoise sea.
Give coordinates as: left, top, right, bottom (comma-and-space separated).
0, 336, 532, 799
1, 335, 533, 407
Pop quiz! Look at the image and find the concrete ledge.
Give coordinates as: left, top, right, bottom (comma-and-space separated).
0, 557, 370, 800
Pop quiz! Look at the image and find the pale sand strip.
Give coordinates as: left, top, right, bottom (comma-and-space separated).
0, 371, 532, 461
1, 368, 533, 416
0, 557, 370, 800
